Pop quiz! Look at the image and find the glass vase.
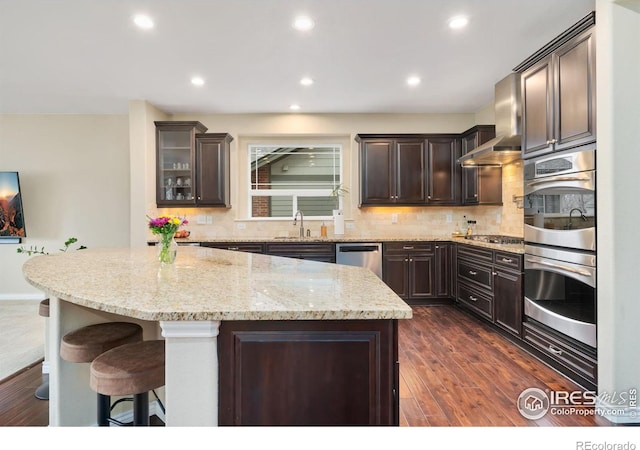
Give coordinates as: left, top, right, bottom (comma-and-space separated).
157, 233, 178, 264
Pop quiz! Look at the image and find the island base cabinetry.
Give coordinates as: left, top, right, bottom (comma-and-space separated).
218, 319, 398, 426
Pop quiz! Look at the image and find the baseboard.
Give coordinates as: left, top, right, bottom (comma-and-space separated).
595, 396, 640, 425
0, 293, 47, 301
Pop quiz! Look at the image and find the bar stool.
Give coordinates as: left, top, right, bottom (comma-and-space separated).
34, 299, 50, 400
60, 322, 143, 426
90, 340, 165, 426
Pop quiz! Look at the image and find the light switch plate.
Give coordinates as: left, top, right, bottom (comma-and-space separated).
446, 213, 452, 223
391, 213, 398, 224
197, 215, 206, 225
237, 222, 246, 230
206, 215, 213, 225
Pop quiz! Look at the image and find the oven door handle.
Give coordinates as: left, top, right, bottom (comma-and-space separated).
525, 257, 592, 277
525, 175, 591, 187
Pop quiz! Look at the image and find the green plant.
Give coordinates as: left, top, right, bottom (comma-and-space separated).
17, 237, 86, 256
331, 183, 349, 209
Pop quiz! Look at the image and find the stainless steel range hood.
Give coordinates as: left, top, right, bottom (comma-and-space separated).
459, 73, 522, 166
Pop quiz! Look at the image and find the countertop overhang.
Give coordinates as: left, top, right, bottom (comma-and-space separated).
22, 246, 412, 322
166, 235, 526, 254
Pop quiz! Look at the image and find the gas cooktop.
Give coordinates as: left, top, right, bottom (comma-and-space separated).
464, 235, 524, 245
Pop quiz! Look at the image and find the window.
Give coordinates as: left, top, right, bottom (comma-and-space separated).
249, 144, 342, 219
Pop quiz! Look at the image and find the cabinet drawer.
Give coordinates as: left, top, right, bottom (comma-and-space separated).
384, 242, 434, 253
457, 282, 493, 320
494, 251, 522, 271
457, 244, 493, 263
457, 259, 493, 291
202, 242, 265, 253
523, 321, 597, 384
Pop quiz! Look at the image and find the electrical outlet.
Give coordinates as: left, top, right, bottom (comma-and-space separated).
236, 222, 246, 230
197, 215, 206, 225
446, 213, 453, 223
496, 213, 502, 224
206, 215, 213, 225
391, 213, 398, 224
346, 222, 355, 229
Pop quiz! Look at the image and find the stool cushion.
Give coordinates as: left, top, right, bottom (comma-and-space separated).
90, 340, 165, 396
39, 299, 50, 318
60, 322, 143, 363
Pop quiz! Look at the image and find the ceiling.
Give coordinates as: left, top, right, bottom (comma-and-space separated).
0, 0, 595, 115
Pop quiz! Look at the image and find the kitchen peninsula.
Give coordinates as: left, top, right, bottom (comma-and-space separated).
22, 246, 412, 426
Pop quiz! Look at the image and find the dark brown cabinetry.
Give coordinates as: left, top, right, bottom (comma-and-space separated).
194, 133, 233, 207
523, 319, 597, 389
358, 137, 425, 205
456, 244, 523, 337
517, 15, 596, 158
356, 135, 461, 207
218, 319, 398, 425
425, 137, 461, 205
201, 242, 265, 253
461, 126, 502, 205
265, 242, 336, 263
155, 121, 233, 207
383, 241, 451, 304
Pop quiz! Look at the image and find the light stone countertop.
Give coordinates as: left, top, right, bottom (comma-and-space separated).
22, 246, 413, 322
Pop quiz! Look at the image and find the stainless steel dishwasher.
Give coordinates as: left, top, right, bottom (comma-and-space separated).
335, 243, 383, 279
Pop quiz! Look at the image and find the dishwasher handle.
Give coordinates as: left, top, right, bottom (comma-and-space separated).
338, 245, 380, 252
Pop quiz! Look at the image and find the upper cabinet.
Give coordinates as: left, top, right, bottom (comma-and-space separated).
155, 121, 232, 208
358, 136, 425, 205
517, 13, 596, 158
460, 126, 502, 205
357, 134, 461, 207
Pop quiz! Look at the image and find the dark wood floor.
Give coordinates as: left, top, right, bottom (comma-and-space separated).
0, 304, 610, 427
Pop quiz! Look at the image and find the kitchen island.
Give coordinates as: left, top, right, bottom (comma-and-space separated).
22, 246, 412, 426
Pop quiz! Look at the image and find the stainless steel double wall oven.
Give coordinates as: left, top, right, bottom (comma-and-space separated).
523, 147, 597, 348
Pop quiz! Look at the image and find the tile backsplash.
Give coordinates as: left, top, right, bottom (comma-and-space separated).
152, 162, 524, 240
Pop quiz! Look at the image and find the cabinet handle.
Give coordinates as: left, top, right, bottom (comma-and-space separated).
550, 138, 557, 144
435, 246, 439, 249
469, 270, 477, 275
427, 195, 431, 199
409, 258, 413, 262
468, 295, 478, 302
227, 247, 239, 251
403, 246, 414, 250
404, 259, 409, 262
501, 258, 513, 263
548, 345, 563, 356
492, 272, 497, 276
474, 194, 478, 197
197, 196, 201, 200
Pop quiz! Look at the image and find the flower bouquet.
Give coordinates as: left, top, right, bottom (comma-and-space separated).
148, 215, 188, 264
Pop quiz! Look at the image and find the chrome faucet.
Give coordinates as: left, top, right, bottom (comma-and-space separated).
293, 210, 304, 238
567, 208, 587, 229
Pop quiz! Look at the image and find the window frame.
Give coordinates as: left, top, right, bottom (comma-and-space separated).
247, 143, 344, 220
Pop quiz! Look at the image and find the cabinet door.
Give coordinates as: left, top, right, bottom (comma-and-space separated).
493, 269, 522, 337
395, 140, 425, 204
361, 141, 395, 205
426, 137, 460, 205
434, 243, 451, 298
521, 56, 554, 157
409, 254, 434, 299
156, 122, 206, 206
383, 254, 409, 299
554, 29, 596, 152
196, 136, 230, 206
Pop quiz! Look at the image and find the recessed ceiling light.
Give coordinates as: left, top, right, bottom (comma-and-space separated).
191, 76, 205, 86
133, 14, 154, 30
300, 77, 314, 86
407, 76, 421, 87
289, 104, 301, 111
448, 15, 469, 30
293, 15, 315, 31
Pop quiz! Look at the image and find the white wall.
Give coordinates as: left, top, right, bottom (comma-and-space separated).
595, 0, 640, 422
0, 115, 130, 299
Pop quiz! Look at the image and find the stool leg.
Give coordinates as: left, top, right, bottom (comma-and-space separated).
133, 392, 149, 426
97, 394, 111, 426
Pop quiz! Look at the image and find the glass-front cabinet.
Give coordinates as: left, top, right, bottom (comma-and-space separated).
155, 121, 207, 207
